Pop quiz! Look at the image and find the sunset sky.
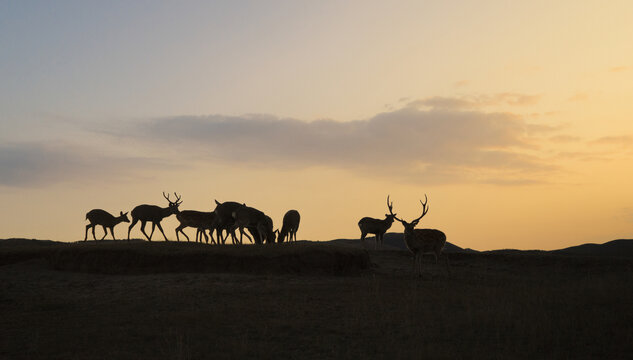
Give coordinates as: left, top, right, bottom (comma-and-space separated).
1, 1, 632, 250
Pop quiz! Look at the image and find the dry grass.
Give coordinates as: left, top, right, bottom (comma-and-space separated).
1, 240, 632, 359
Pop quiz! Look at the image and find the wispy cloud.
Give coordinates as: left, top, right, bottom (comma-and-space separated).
0, 142, 176, 187
568, 92, 588, 102
98, 106, 558, 185
591, 135, 633, 147
407, 93, 541, 110
609, 66, 630, 73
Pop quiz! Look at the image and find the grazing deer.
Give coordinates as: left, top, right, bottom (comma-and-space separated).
279, 210, 300, 243
175, 210, 216, 243
387, 195, 449, 277
231, 205, 276, 245
84, 209, 130, 241
127, 192, 182, 241
212, 200, 243, 244
358, 197, 397, 249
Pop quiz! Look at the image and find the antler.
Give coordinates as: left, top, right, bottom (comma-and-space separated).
411, 194, 429, 223
387, 195, 404, 223
163, 192, 183, 205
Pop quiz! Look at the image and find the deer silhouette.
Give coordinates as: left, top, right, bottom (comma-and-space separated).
358, 196, 397, 249
127, 192, 182, 241
84, 209, 130, 241
175, 210, 216, 243
231, 205, 276, 244
278, 210, 300, 243
211, 200, 243, 244
388, 195, 449, 276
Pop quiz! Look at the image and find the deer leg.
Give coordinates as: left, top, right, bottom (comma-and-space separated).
148, 222, 156, 241
139, 221, 150, 240
111, 227, 117, 241
201, 229, 209, 243
156, 222, 168, 241
175, 225, 188, 242
85, 224, 91, 241
100, 225, 108, 240
91, 225, 97, 241
127, 219, 138, 241
242, 228, 254, 244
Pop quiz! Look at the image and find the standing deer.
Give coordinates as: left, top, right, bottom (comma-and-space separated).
211, 200, 243, 244
358, 197, 397, 249
388, 195, 449, 276
84, 209, 130, 241
175, 210, 216, 243
127, 192, 182, 241
279, 210, 300, 243
231, 205, 276, 245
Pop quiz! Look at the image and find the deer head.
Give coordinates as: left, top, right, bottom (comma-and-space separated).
387, 194, 429, 232
119, 211, 130, 223
163, 192, 183, 214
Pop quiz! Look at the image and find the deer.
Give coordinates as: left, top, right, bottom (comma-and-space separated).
278, 210, 300, 243
231, 205, 276, 245
358, 197, 397, 249
175, 210, 216, 243
387, 195, 449, 277
84, 209, 130, 241
127, 192, 182, 241
211, 200, 244, 244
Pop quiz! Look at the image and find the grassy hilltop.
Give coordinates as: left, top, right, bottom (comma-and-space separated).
1, 238, 633, 359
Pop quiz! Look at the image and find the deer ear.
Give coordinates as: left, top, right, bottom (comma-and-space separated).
120, 211, 124, 216
215, 199, 221, 205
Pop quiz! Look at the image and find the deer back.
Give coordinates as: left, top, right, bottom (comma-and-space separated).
86, 209, 116, 226
358, 215, 393, 234
131, 204, 171, 221
410, 228, 446, 253
281, 210, 300, 232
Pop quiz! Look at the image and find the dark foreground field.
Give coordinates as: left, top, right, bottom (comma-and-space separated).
1, 239, 632, 359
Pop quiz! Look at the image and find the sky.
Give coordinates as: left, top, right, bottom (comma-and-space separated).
1, 0, 632, 250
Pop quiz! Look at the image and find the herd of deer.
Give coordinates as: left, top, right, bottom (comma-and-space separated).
84, 192, 300, 245
84, 193, 447, 276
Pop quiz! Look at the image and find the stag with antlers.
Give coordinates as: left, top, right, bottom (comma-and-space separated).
358, 197, 397, 249
127, 192, 182, 241
388, 195, 449, 276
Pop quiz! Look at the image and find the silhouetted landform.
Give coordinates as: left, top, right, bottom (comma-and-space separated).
2, 237, 633, 359
0, 239, 369, 275
330, 232, 478, 253
551, 239, 633, 258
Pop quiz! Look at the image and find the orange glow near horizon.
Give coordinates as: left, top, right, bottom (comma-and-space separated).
1, 1, 632, 250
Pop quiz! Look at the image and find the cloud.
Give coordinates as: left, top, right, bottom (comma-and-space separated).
102, 106, 558, 185
568, 93, 588, 102
0, 142, 175, 187
549, 135, 582, 143
591, 135, 633, 147
453, 80, 470, 88
407, 93, 540, 110
609, 66, 630, 73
